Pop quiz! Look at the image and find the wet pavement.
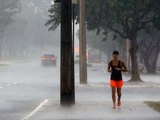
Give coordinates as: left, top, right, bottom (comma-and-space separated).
27, 101, 160, 120
0, 61, 160, 120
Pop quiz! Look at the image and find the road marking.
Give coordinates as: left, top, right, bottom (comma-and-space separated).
22, 99, 49, 120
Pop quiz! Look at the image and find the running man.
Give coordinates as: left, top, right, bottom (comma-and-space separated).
107, 50, 127, 109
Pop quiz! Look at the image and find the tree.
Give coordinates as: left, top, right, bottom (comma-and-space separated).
0, 0, 20, 32
138, 2, 160, 74
85, 0, 160, 82
138, 27, 160, 74
87, 30, 126, 61
46, 0, 160, 82
0, 0, 21, 59
1, 0, 60, 59
45, 2, 61, 31
45, 1, 79, 31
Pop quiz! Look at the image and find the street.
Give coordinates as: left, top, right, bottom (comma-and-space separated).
0, 60, 160, 120
0, 60, 60, 120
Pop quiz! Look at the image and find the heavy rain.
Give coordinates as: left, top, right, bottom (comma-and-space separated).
0, 0, 160, 120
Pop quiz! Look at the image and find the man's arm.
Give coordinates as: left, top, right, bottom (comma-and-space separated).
107, 61, 112, 72
121, 62, 128, 72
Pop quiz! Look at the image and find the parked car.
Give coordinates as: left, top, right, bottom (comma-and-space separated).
41, 54, 57, 66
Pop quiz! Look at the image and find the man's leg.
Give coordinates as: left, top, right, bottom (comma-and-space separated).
117, 88, 122, 106
111, 87, 116, 108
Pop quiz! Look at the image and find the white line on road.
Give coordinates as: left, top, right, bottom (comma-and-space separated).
22, 99, 49, 120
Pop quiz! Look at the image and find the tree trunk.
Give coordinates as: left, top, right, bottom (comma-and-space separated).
144, 61, 156, 74
129, 33, 142, 82
0, 37, 7, 60
144, 48, 159, 74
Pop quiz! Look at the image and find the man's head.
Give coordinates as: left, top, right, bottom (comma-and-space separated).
112, 50, 119, 60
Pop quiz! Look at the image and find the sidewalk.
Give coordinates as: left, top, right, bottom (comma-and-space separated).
24, 82, 160, 120
26, 100, 160, 120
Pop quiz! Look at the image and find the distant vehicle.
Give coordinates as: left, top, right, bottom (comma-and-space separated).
41, 54, 57, 66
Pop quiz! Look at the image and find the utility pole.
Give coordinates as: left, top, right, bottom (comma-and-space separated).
79, 0, 87, 84
59, 0, 75, 105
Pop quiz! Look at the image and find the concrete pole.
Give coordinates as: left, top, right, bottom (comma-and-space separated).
79, 0, 87, 84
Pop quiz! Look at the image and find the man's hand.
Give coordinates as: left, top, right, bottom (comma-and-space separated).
114, 67, 121, 71
107, 68, 112, 72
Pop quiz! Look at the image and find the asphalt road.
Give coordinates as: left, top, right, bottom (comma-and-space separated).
0, 60, 60, 120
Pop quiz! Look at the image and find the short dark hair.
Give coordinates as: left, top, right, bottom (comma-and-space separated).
113, 50, 119, 55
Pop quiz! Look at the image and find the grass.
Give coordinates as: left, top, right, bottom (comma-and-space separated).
145, 101, 160, 112
0, 61, 10, 66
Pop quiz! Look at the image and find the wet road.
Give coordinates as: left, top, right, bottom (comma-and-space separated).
0, 60, 60, 120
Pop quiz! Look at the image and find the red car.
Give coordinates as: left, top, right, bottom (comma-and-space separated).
41, 54, 57, 66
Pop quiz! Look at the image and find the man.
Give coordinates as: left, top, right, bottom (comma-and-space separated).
107, 50, 127, 109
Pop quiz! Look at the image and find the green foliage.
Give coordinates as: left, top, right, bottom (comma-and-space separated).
46, 0, 79, 31
85, 0, 160, 39
45, 3, 61, 31
46, 0, 160, 36
152, 0, 160, 30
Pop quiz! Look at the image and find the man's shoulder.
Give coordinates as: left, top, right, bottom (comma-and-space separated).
119, 60, 125, 66
108, 60, 112, 64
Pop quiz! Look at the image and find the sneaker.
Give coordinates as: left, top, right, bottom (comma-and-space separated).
113, 104, 116, 109
117, 102, 121, 109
